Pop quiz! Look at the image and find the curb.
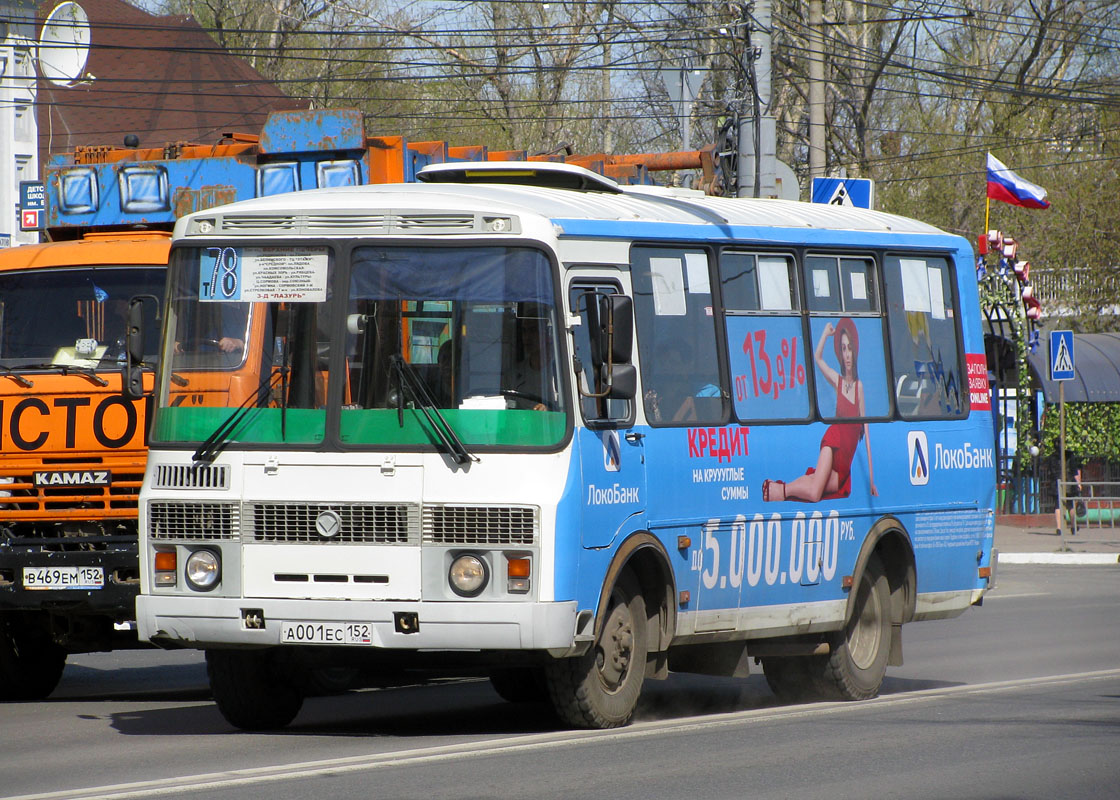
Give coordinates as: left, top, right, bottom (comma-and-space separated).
997, 552, 1120, 565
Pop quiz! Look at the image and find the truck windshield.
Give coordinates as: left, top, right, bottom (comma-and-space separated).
153, 243, 566, 451
0, 266, 165, 371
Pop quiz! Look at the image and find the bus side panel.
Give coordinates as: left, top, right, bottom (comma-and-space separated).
637, 421, 994, 621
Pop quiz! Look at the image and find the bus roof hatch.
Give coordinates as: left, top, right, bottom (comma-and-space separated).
416, 161, 623, 193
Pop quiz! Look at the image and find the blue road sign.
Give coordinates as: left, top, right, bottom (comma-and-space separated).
20, 181, 45, 211
1050, 330, 1075, 381
810, 177, 874, 209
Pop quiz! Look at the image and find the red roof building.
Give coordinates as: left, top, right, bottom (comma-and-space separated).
36, 0, 305, 159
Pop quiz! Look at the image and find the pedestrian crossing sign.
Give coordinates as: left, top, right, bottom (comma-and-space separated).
1050, 330, 1075, 381
810, 177, 874, 209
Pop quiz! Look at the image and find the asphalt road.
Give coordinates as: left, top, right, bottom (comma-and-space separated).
2, 564, 1117, 800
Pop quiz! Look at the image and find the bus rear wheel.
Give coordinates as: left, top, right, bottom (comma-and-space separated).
761, 655, 829, 704
546, 571, 647, 729
817, 553, 891, 700
206, 649, 304, 731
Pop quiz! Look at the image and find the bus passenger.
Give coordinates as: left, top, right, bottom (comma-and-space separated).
644, 342, 720, 423
762, 318, 877, 502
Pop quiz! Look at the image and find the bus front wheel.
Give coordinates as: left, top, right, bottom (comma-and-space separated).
489, 667, 549, 704
546, 571, 647, 728
206, 649, 304, 731
818, 552, 891, 700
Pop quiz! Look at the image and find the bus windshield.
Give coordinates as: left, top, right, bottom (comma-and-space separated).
0, 266, 165, 371
153, 243, 567, 451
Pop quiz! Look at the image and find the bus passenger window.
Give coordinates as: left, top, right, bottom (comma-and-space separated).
805, 256, 889, 423
720, 252, 809, 422
883, 255, 964, 418
805, 256, 842, 312
718, 253, 760, 310
632, 247, 727, 427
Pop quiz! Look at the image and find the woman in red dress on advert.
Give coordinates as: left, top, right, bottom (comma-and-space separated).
762, 317, 877, 502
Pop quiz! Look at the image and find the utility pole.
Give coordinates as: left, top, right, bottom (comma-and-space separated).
807, 0, 826, 178
736, 0, 778, 198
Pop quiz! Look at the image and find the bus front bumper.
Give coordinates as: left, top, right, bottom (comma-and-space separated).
137, 595, 579, 652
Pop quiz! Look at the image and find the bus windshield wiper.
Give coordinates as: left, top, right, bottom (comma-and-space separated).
390, 355, 477, 466
28, 363, 109, 387
192, 368, 286, 466
0, 365, 34, 387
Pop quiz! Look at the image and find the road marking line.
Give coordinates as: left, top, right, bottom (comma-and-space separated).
10, 668, 1120, 800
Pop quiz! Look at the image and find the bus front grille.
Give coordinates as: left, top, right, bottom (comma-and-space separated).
422, 505, 538, 546
148, 502, 239, 540
248, 503, 419, 544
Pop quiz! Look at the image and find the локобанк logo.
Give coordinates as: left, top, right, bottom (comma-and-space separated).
602, 430, 621, 472
908, 431, 929, 485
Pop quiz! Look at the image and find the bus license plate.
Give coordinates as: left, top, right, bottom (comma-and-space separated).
23, 566, 104, 590
280, 622, 374, 646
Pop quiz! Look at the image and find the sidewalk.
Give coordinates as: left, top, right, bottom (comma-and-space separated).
995, 514, 1120, 565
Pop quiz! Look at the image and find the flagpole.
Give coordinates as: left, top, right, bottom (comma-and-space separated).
984, 196, 990, 238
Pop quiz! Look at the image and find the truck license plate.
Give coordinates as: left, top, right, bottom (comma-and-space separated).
23, 566, 104, 590
279, 622, 374, 646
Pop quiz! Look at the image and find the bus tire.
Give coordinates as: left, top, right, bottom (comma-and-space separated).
761, 655, 827, 703
0, 618, 66, 701
489, 667, 548, 704
206, 649, 303, 731
546, 571, 647, 729
818, 553, 891, 700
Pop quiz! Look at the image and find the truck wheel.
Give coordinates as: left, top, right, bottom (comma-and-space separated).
546, 571, 647, 729
817, 553, 891, 700
489, 667, 548, 704
206, 649, 303, 731
0, 620, 67, 701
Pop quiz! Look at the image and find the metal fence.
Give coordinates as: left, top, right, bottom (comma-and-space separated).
1056, 480, 1120, 556
1000, 459, 1120, 518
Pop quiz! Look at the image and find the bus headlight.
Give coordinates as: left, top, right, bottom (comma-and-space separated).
448, 554, 488, 597
184, 548, 221, 591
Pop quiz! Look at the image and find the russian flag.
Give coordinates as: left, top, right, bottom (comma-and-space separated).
987, 153, 1050, 209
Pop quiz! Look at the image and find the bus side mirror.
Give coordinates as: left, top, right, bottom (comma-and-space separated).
604, 363, 636, 400
604, 295, 633, 364
122, 294, 159, 400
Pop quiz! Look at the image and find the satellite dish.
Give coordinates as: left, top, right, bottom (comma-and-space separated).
37, 2, 91, 87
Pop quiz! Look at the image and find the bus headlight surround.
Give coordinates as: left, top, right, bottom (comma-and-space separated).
184, 548, 221, 591
448, 553, 488, 597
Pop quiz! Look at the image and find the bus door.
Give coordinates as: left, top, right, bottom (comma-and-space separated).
569, 281, 645, 549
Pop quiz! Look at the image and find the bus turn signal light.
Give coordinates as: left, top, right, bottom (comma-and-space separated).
154, 550, 177, 586
507, 556, 531, 594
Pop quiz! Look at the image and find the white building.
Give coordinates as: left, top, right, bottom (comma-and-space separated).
1, 1, 39, 248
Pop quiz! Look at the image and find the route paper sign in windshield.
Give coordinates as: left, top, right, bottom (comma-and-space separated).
199, 246, 329, 303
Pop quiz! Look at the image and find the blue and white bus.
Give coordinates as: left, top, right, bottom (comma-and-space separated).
135, 163, 996, 730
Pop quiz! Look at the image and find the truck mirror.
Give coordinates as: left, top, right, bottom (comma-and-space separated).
126, 296, 146, 365
121, 294, 159, 400
123, 366, 145, 400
